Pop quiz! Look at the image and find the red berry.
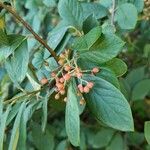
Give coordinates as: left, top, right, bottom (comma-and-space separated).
59, 77, 65, 83
51, 72, 56, 77
64, 65, 71, 71
56, 83, 64, 90
64, 73, 71, 81
76, 72, 83, 78
55, 77, 60, 83
78, 84, 84, 93
87, 82, 94, 89
84, 86, 90, 93
92, 67, 99, 73
40, 78, 48, 85
55, 94, 60, 100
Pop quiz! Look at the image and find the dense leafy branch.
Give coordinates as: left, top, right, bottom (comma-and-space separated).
0, 2, 59, 62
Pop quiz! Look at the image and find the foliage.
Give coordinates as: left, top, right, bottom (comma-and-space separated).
0, 0, 150, 149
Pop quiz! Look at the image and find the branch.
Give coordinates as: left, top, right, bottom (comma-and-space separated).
0, 2, 59, 62
111, 0, 116, 26
4, 89, 41, 105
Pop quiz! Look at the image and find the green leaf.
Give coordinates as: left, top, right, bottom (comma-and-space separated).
133, 0, 144, 12
6, 102, 22, 126
0, 106, 11, 150
106, 133, 124, 150
131, 79, 150, 101
79, 33, 125, 64
65, 79, 80, 146
145, 121, 150, 145
8, 102, 26, 150
48, 21, 69, 50
42, 94, 49, 132
56, 140, 68, 150
89, 128, 115, 149
31, 123, 54, 150
103, 58, 127, 77
72, 26, 101, 51
126, 66, 145, 88
96, 67, 120, 88
58, 0, 83, 30
17, 101, 38, 150
81, 2, 108, 19
0, 34, 26, 61
5, 38, 29, 84
83, 75, 134, 131
127, 132, 145, 146
43, 0, 57, 7
115, 3, 138, 29
82, 15, 99, 33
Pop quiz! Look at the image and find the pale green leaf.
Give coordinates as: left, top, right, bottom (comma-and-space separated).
8, 102, 26, 150
115, 3, 138, 29
65, 79, 80, 146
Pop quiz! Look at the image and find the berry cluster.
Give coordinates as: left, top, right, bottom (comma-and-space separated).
143, 0, 150, 20
40, 50, 100, 104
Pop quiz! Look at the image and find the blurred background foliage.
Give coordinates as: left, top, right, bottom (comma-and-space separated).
0, 0, 150, 149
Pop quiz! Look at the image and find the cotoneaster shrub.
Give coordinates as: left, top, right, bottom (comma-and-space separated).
0, 0, 150, 149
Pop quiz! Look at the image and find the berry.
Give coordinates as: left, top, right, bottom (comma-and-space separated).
84, 86, 90, 93
64, 73, 71, 81
56, 83, 64, 90
76, 72, 83, 78
55, 77, 60, 83
58, 59, 65, 66
51, 72, 56, 77
40, 78, 48, 85
64, 65, 71, 71
64, 97, 67, 102
59, 77, 65, 83
60, 90, 65, 95
78, 84, 84, 93
55, 94, 60, 100
87, 82, 94, 89
92, 67, 99, 73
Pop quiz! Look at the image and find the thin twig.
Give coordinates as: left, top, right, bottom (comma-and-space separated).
0, 2, 59, 62
111, 0, 116, 26
3, 89, 41, 105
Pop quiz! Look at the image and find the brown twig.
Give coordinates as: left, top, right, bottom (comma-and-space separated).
0, 2, 59, 62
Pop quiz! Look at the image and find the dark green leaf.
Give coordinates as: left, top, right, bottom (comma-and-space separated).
103, 58, 127, 77
72, 26, 101, 51
106, 133, 124, 150
89, 128, 115, 148
132, 79, 150, 101
58, 0, 83, 30
79, 33, 125, 64
31, 123, 54, 150
83, 75, 134, 131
